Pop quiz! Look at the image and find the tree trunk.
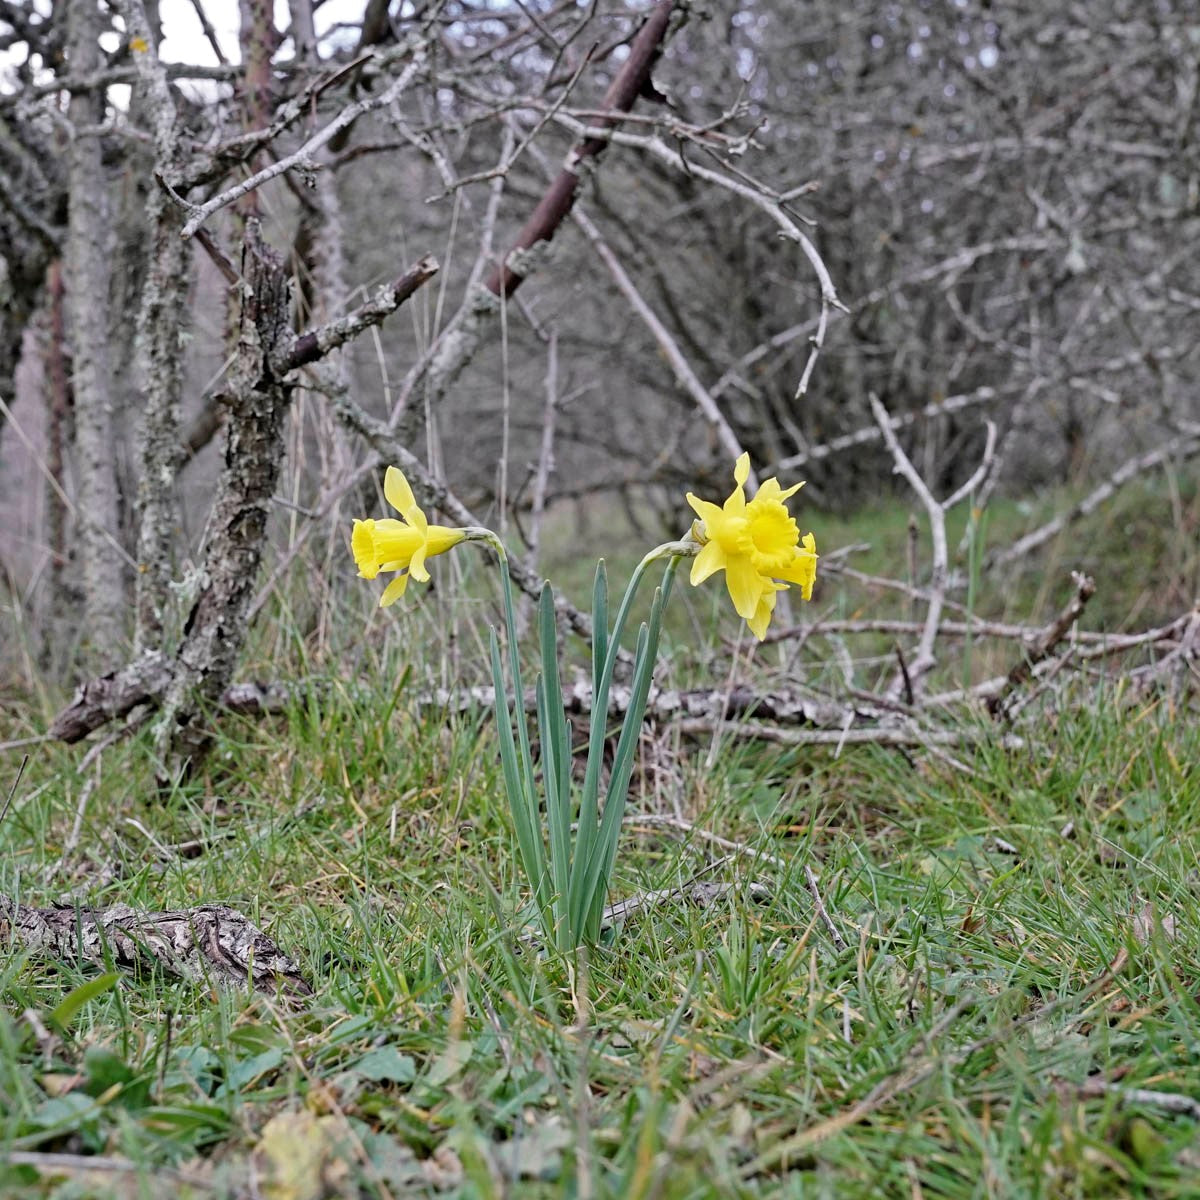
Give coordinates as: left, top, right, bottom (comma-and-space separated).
118, 0, 192, 652
153, 223, 295, 779
64, 0, 125, 665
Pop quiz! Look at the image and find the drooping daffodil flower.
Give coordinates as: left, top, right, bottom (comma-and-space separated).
686, 452, 818, 640
352, 466, 466, 607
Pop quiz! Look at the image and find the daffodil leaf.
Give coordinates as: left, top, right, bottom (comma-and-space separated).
490, 627, 545, 920
538, 584, 572, 937
592, 561, 608, 697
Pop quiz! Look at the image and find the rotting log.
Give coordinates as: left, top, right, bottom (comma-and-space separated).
0, 895, 312, 997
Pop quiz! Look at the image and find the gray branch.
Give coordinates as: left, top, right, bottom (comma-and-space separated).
0, 896, 312, 996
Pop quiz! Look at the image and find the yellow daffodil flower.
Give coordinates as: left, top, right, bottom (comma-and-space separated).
686, 452, 818, 640
352, 466, 466, 607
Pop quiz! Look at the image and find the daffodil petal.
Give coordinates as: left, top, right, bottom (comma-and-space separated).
384, 467, 416, 517
734, 453, 750, 487
408, 544, 430, 582
385, 466, 427, 534
724, 554, 765, 620
748, 590, 776, 640
686, 494, 724, 526
379, 573, 408, 607
690, 539, 726, 586
351, 520, 378, 578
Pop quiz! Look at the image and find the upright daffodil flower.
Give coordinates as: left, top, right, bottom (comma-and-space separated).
352, 466, 466, 607
686, 453, 818, 640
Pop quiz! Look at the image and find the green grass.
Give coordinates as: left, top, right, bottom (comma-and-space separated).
1, 472, 1199, 1197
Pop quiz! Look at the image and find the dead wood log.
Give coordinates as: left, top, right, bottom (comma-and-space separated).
0, 895, 312, 997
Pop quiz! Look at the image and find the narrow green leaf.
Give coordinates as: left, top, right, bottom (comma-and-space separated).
592, 560, 608, 698
49, 972, 120, 1030
490, 628, 547, 924
535, 670, 566, 938
571, 552, 655, 930
580, 559, 679, 939
538, 584, 573, 942
499, 561, 537, 833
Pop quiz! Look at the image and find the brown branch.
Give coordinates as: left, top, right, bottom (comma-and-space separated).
483, 0, 676, 297
278, 254, 439, 372
987, 571, 1096, 717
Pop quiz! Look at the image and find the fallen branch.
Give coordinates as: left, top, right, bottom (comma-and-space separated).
987, 571, 1096, 717
674, 719, 973, 749
0, 896, 312, 997
1070, 1078, 1200, 1120
48, 652, 172, 743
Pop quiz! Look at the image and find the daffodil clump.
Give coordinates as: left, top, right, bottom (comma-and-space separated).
353, 455, 816, 949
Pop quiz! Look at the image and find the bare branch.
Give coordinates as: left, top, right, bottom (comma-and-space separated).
483, 0, 677, 298
988, 432, 1200, 570
180, 44, 428, 238
571, 203, 751, 484
279, 254, 440, 372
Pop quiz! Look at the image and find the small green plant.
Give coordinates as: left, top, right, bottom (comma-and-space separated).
352, 456, 818, 950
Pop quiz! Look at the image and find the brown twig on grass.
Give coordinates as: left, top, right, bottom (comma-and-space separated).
987, 571, 1096, 718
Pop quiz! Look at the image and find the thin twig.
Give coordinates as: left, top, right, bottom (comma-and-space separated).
570, 202, 753, 485
988, 572, 1096, 717
180, 46, 428, 237
1, 755, 28, 827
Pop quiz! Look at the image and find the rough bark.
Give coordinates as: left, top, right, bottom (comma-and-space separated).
118, 0, 192, 652
153, 223, 295, 779
48, 250, 440, 755
49, 650, 173, 743
64, 0, 125, 664
0, 895, 312, 997
49, 669, 868, 746
43, 260, 70, 589
0, 111, 61, 438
